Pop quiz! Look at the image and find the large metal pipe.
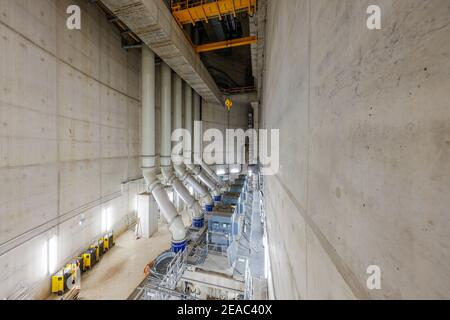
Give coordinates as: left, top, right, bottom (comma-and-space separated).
141, 47, 156, 170
201, 162, 228, 189
193, 92, 228, 194
142, 48, 187, 252
173, 88, 214, 211
160, 62, 172, 167
174, 164, 214, 212
193, 92, 202, 164
184, 83, 193, 164
174, 75, 183, 136
186, 164, 221, 199
161, 70, 205, 228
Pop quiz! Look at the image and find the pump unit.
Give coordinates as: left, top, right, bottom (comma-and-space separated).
222, 191, 246, 215
207, 205, 239, 248
230, 181, 245, 193
127, 172, 268, 301
222, 192, 240, 206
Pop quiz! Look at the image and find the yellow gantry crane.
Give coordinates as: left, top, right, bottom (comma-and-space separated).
171, 0, 258, 53
171, 0, 257, 25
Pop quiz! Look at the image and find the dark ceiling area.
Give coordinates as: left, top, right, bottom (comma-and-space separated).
164, 0, 255, 92
189, 12, 254, 90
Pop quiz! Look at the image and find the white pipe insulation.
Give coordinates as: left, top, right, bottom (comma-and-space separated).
184, 82, 193, 164
186, 164, 221, 198
174, 74, 183, 136
160, 61, 172, 167
174, 163, 214, 212
141, 47, 186, 250
201, 162, 230, 192
141, 47, 156, 170
169, 83, 212, 211
160, 66, 204, 227
180, 90, 222, 200
192, 92, 228, 194
193, 91, 202, 164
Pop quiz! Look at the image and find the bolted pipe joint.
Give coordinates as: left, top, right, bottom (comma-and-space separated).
172, 239, 188, 253
192, 217, 205, 229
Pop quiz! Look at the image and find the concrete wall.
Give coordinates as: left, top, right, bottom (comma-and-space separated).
262, 0, 450, 299
0, 0, 144, 299
202, 100, 249, 166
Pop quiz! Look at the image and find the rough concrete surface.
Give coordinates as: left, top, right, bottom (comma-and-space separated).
0, 0, 142, 299
262, 0, 450, 299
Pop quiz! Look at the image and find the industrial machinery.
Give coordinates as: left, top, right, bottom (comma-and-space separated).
98, 239, 105, 257
103, 232, 115, 252
51, 231, 116, 298
51, 260, 80, 296
82, 247, 98, 270
222, 191, 247, 215
76, 255, 84, 273
129, 171, 267, 300
91, 243, 100, 260
207, 205, 238, 249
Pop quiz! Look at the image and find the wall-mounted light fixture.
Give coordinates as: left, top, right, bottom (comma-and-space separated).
48, 235, 58, 274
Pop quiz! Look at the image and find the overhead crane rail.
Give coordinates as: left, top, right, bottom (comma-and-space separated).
195, 36, 257, 53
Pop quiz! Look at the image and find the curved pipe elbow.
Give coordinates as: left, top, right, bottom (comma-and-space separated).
191, 202, 204, 220
168, 216, 187, 242
145, 171, 187, 242
170, 165, 205, 221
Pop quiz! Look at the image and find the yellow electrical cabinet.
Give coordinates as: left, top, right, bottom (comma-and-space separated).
51, 274, 65, 296
90, 244, 100, 262
82, 247, 97, 270
97, 238, 105, 257
51, 259, 81, 296
103, 232, 115, 252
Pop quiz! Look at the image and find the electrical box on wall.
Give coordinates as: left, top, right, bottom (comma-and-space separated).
137, 193, 159, 239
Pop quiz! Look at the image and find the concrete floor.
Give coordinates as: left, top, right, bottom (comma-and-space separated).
49, 212, 191, 300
